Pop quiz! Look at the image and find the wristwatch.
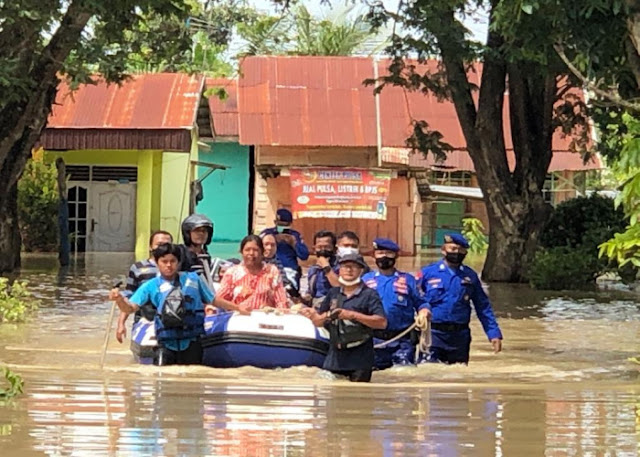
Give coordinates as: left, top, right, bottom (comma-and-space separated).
322, 265, 332, 274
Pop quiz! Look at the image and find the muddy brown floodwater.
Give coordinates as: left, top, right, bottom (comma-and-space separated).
0, 252, 639, 456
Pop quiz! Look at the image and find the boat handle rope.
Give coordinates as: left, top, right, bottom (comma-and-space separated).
373, 315, 431, 352
257, 306, 433, 353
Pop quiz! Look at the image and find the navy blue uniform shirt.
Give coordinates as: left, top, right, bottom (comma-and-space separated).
318, 285, 386, 371
418, 260, 502, 341
260, 227, 309, 270
362, 270, 427, 332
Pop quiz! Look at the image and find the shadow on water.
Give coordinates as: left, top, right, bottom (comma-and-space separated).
0, 252, 638, 456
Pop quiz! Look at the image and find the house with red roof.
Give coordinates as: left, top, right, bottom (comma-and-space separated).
38, 56, 601, 257
236, 55, 601, 253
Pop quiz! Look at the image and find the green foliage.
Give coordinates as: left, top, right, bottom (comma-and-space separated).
461, 218, 488, 254
17, 158, 59, 252
0, 278, 39, 324
530, 194, 629, 289
237, 5, 382, 56
529, 246, 601, 290
599, 113, 640, 269
0, 367, 24, 399
540, 194, 626, 250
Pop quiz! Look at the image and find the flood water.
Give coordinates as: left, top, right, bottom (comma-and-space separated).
0, 252, 639, 456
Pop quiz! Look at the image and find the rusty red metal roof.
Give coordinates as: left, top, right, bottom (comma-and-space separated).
41, 73, 203, 151
237, 56, 593, 170
406, 148, 602, 172
206, 78, 239, 137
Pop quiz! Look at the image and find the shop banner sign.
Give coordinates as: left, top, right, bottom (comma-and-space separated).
290, 168, 391, 220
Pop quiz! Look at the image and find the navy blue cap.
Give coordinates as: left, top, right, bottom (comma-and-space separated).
443, 233, 469, 249
372, 237, 400, 253
337, 252, 368, 269
276, 208, 293, 223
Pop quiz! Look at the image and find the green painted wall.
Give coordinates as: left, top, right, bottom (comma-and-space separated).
197, 142, 250, 242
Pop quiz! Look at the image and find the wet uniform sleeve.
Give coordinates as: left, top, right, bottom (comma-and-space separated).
416, 268, 431, 311
198, 276, 216, 304
470, 276, 503, 341
293, 231, 310, 261
408, 275, 429, 312
129, 280, 153, 308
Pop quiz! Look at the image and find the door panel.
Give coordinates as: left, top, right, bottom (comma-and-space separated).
89, 183, 136, 252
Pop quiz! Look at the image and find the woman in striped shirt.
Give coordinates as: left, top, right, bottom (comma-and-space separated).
216, 235, 289, 310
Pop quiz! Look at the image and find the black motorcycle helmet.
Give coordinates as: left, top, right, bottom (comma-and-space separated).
181, 214, 214, 246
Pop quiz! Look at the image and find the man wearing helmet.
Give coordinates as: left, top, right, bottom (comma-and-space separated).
179, 214, 214, 274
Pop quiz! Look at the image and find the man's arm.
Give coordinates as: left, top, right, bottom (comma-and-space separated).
470, 276, 503, 342
300, 292, 331, 326
292, 231, 310, 260
337, 309, 387, 329
336, 292, 387, 330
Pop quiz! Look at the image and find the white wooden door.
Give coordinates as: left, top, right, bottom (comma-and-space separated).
88, 182, 136, 252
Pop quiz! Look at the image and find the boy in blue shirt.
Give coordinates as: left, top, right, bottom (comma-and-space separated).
114, 243, 246, 366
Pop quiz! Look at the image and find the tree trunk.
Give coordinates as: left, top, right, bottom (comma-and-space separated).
0, 4, 92, 272
481, 183, 552, 282
0, 183, 22, 273
430, 5, 558, 282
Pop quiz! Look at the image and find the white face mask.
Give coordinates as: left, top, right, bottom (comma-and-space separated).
337, 246, 359, 257
338, 276, 361, 287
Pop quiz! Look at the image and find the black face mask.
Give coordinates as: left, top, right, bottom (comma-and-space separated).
444, 251, 466, 265
316, 249, 334, 258
375, 256, 396, 270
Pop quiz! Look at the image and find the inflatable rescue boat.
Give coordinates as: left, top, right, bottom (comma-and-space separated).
130, 311, 330, 368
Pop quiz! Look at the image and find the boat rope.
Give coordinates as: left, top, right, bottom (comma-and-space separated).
373, 315, 431, 350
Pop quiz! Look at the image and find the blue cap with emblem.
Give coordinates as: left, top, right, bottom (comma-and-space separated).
372, 237, 400, 253
443, 233, 469, 249
276, 208, 293, 223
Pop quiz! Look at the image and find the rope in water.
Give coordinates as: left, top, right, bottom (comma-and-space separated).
259, 306, 432, 353
373, 315, 431, 351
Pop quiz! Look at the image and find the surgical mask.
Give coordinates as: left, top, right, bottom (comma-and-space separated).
316, 249, 334, 258
276, 225, 286, 234
337, 246, 358, 257
444, 251, 466, 265
375, 256, 396, 270
338, 276, 361, 287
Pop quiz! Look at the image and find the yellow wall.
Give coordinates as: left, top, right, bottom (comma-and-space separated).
44, 149, 163, 258
160, 131, 198, 242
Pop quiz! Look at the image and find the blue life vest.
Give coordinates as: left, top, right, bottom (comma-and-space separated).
154, 274, 205, 344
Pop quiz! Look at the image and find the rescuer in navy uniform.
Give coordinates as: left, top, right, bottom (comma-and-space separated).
362, 238, 430, 369
260, 208, 309, 291
417, 233, 503, 365
301, 252, 387, 382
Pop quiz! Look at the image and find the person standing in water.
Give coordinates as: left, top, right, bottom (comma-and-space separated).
109, 230, 173, 343
417, 233, 503, 365
362, 238, 430, 369
301, 252, 387, 382
113, 243, 242, 366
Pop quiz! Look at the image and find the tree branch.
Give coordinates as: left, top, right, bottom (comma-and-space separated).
555, 43, 640, 112
0, 0, 93, 193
